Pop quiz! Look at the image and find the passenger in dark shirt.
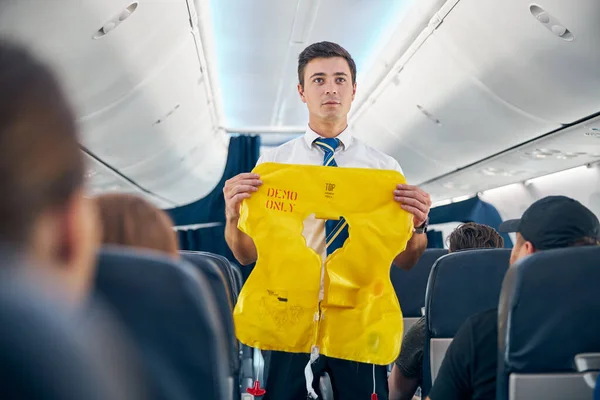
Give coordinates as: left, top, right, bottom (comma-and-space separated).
427, 196, 600, 400
427, 309, 497, 400
389, 223, 504, 400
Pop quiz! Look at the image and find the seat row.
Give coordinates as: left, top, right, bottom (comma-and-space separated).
391, 246, 600, 399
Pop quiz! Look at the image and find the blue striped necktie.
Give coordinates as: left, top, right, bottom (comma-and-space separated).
314, 138, 349, 255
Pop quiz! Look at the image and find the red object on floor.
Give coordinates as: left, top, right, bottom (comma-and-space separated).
247, 381, 266, 396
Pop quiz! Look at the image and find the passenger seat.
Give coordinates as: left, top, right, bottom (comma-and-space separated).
180, 251, 243, 397
497, 246, 600, 400
390, 248, 448, 332
94, 247, 233, 400
179, 250, 259, 399
422, 248, 510, 396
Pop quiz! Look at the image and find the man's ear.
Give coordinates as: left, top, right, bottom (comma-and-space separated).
352, 82, 357, 100
523, 241, 537, 255
297, 83, 306, 103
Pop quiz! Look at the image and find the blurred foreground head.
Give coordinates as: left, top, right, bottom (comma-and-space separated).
0, 40, 100, 305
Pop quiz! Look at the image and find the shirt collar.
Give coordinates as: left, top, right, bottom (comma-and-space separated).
303, 125, 354, 150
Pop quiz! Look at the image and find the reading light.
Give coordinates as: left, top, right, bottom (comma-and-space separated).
93, 2, 139, 39
584, 128, 600, 138
529, 4, 574, 42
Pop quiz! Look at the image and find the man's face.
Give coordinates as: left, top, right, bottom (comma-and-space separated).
298, 57, 356, 123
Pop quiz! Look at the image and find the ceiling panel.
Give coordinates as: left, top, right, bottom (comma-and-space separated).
351, 112, 447, 184
79, 33, 211, 166
352, 29, 560, 184
437, 0, 600, 124
79, 32, 227, 204
422, 116, 600, 202
0, 1, 225, 206
119, 111, 228, 203
0, 0, 192, 118
83, 154, 175, 209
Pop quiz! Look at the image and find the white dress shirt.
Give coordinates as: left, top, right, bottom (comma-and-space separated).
256, 126, 404, 298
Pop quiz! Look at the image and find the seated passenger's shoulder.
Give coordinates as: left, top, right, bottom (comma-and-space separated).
465, 308, 498, 343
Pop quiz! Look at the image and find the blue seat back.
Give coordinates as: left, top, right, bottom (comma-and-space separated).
497, 246, 600, 400
390, 249, 448, 318
422, 248, 511, 395
181, 251, 239, 302
94, 247, 232, 400
425, 248, 510, 336
180, 251, 236, 310
180, 251, 239, 376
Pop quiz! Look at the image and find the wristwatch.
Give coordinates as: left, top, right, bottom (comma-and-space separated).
414, 217, 429, 234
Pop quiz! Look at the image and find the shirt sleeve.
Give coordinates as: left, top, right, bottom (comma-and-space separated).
255, 148, 273, 166
428, 317, 474, 400
391, 159, 404, 175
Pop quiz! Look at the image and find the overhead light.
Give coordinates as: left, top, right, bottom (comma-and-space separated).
481, 183, 523, 196
480, 167, 500, 176
522, 165, 588, 187
523, 148, 554, 159
441, 182, 471, 191
529, 4, 574, 42
451, 195, 473, 203
430, 194, 475, 207
93, 2, 138, 39
480, 167, 525, 177
556, 151, 584, 160
584, 128, 600, 138
524, 148, 586, 160
432, 199, 452, 208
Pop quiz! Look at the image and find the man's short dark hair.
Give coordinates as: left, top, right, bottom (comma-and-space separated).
447, 222, 504, 253
0, 40, 83, 243
297, 41, 357, 88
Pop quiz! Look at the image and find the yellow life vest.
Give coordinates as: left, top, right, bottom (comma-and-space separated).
233, 162, 413, 365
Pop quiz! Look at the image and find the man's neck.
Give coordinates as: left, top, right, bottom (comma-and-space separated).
308, 118, 348, 138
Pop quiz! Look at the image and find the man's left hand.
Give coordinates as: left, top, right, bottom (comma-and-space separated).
394, 184, 432, 227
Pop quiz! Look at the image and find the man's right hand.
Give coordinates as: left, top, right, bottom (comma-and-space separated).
223, 173, 263, 220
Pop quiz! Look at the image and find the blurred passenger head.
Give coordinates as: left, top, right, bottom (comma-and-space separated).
95, 193, 179, 258
0, 40, 100, 304
447, 222, 504, 253
499, 195, 600, 265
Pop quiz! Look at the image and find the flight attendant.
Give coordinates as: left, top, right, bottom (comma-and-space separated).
224, 41, 432, 400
